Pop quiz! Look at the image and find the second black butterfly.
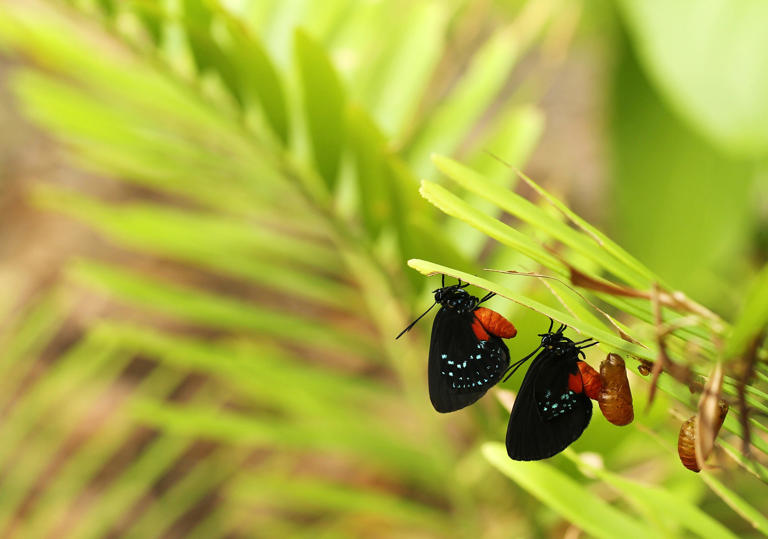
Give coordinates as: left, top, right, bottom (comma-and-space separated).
505, 321, 598, 460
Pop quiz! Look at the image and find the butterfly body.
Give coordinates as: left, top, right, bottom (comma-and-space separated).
506, 323, 596, 461
429, 284, 517, 413
398, 279, 517, 413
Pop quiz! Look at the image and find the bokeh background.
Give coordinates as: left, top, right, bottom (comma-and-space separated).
1, 0, 767, 537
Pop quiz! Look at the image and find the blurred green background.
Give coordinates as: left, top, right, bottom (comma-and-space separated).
0, 0, 767, 537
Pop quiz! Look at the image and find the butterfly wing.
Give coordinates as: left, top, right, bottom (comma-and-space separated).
506, 349, 592, 460
428, 308, 510, 413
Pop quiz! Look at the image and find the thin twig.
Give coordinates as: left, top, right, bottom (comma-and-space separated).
737, 333, 763, 461
648, 283, 666, 407
568, 266, 722, 324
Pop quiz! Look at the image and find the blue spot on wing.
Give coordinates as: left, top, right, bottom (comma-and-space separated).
444, 339, 509, 392
538, 390, 578, 419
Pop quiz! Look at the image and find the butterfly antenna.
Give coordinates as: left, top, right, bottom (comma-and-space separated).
396, 302, 438, 339
479, 291, 496, 304
501, 346, 542, 382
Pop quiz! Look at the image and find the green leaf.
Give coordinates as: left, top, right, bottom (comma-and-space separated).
609, 40, 754, 300
67, 432, 193, 539
133, 1, 164, 45
181, 0, 245, 107
358, 2, 449, 138
346, 104, 395, 236
418, 180, 565, 273
67, 259, 377, 358
450, 105, 543, 257
294, 28, 346, 189
0, 290, 67, 414
131, 400, 448, 489
15, 366, 184, 539
13, 71, 299, 217
123, 449, 241, 538
0, 342, 132, 531
618, 0, 768, 156
95, 0, 116, 17
33, 187, 353, 311
407, 258, 649, 359
228, 474, 445, 531
562, 450, 738, 539
225, 20, 290, 143
406, 26, 523, 177
432, 155, 652, 287
482, 443, 652, 539
181, 0, 215, 72
96, 322, 394, 413
701, 472, 768, 535
723, 262, 768, 358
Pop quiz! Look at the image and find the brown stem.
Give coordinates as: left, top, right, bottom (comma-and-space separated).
737, 333, 763, 460
568, 267, 722, 324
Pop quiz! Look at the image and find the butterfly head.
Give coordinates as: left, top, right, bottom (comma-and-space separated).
433, 284, 478, 313
539, 325, 579, 357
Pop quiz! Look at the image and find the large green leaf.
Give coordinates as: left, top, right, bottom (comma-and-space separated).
609, 38, 755, 303
294, 28, 346, 190
618, 0, 768, 157
562, 450, 738, 539
483, 443, 652, 539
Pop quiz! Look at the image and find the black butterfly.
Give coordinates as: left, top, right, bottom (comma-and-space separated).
505, 320, 598, 461
397, 277, 516, 413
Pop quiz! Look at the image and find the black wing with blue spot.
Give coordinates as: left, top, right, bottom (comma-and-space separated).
534, 355, 582, 421
427, 307, 510, 413
506, 349, 592, 461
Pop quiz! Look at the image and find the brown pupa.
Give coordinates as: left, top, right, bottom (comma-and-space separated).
598, 353, 634, 426
678, 400, 729, 473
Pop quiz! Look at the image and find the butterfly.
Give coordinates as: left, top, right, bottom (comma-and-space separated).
397, 276, 517, 413
505, 320, 598, 460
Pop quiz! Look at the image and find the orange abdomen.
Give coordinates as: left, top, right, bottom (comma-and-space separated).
473, 307, 517, 339
598, 353, 634, 426
576, 361, 601, 399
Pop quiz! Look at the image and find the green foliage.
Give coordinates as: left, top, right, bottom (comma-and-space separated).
617, 0, 768, 157
483, 443, 654, 539
609, 39, 756, 302
0, 0, 767, 537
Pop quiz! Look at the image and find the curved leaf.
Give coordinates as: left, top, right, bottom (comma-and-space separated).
294, 28, 346, 189
483, 443, 652, 539
618, 0, 768, 156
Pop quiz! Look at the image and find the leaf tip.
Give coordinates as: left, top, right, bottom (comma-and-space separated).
406, 259, 433, 275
